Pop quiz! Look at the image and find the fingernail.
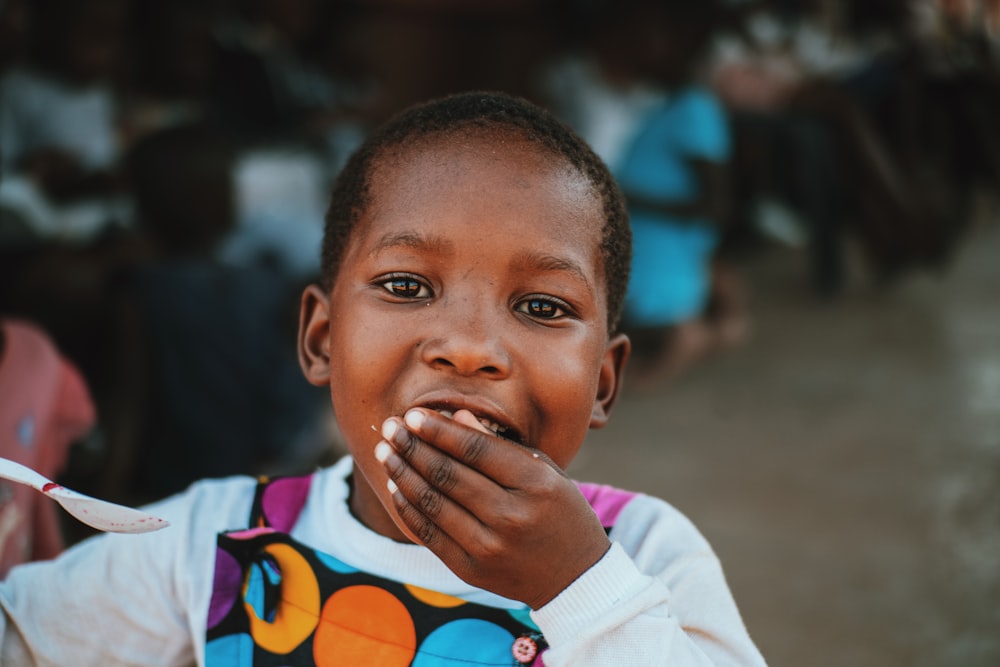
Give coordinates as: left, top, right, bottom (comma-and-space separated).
381, 419, 397, 441
404, 409, 425, 430
386, 478, 398, 494
374, 441, 392, 463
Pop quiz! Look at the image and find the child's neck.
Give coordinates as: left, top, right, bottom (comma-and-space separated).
346, 471, 414, 544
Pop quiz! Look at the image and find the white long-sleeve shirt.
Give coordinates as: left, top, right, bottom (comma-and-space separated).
0, 456, 766, 666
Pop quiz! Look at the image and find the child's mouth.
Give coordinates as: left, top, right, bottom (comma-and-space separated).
429, 407, 524, 446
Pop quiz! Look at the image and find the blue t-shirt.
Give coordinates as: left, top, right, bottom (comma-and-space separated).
617, 87, 730, 327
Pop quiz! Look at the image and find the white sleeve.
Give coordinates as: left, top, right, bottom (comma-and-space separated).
0, 476, 256, 667
531, 496, 767, 666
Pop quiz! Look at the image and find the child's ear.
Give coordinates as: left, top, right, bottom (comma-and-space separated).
590, 332, 631, 429
298, 283, 332, 386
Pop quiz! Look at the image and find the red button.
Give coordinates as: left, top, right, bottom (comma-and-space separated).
512, 635, 538, 663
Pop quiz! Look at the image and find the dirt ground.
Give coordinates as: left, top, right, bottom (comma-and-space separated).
569, 217, 1000, 666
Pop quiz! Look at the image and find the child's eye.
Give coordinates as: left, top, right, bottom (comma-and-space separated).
378, 274, 432, 299
515, 297, 569, 319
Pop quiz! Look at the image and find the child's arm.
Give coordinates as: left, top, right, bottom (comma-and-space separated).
379, 409, 767, 665
1, 522, 193, 665
530, 501, 766, 665
1, 476, 257, 666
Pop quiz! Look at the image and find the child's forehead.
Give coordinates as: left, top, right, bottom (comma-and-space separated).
372, 131, 593, 203
350, 135, 602, 263
366, 134, 602, 233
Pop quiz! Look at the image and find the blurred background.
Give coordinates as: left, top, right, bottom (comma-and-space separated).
0, 0, 998, 664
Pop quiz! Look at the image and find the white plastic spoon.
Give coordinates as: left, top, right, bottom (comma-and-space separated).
0, 457, 169, 534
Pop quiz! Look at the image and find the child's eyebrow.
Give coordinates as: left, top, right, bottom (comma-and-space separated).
369, 232, 594, 292
369, 231, 455, 257
509, 250, 594, 292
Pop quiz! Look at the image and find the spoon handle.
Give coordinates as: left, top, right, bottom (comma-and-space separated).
0, 457, 54, 491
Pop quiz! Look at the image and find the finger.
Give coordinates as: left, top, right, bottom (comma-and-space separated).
381, 415, 502, 510
389, 474, 464, 553
402, 409, 556, 488
375, 437, 486, 550
382, 415, 571, 558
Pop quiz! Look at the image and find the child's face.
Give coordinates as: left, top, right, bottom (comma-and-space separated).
300, 134, 628, 540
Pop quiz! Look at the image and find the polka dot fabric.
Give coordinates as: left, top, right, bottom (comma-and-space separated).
205, 475, 636, 666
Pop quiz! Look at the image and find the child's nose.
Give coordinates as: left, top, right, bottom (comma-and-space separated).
419, 301, 511, 378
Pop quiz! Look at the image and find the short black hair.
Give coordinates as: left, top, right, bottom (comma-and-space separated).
320, 91, 631, 334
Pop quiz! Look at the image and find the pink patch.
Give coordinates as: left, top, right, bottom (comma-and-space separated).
574, 482, 637, 528
260, 475, 313, 532
225, 526, 277, 540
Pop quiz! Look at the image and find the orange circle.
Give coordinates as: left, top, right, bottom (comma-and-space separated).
404, 584, 467, 609
243, 543, 321, 654
314, 585, 416, 666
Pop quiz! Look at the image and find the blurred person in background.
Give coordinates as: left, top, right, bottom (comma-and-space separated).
207, 0, 375, 281
0, 0, 127, 220
210, 0, 376, 162
119, 1, 223, 145
541, 0, 748, 388
710, 0, 911, 293
104, 124, 329, 504
709, 0, 993, 295
0, 0, 145, 433
893, 0, 1000, 219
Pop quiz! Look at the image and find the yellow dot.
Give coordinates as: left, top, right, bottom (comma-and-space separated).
404, 584, 468, 609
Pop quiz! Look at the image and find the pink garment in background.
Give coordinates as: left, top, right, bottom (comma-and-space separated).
0, 319, 95, 577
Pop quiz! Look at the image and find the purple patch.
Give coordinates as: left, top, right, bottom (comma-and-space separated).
207, 547, 243, 629
575, 482, 637, 528
260, 475, 313, 532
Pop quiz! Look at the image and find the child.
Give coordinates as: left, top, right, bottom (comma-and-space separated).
0, 92, 765, 666
608, 2, 746, 388
0, 0, 126, 207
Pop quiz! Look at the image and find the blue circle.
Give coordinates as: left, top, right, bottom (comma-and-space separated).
412, 619, 514, 666
205, 633, 254, 667
314, 550, 360, 574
